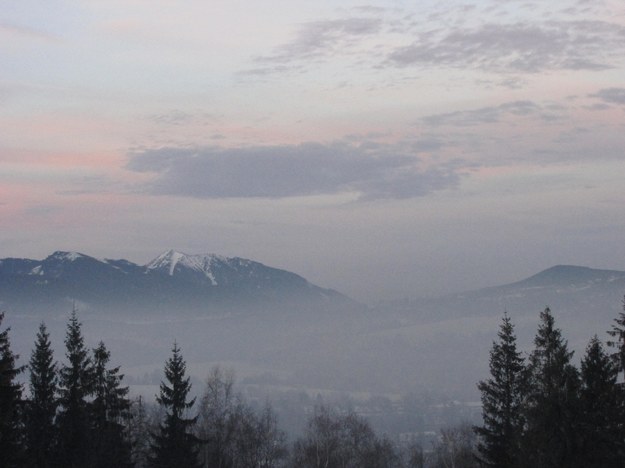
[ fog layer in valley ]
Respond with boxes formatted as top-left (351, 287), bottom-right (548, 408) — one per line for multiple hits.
top-left (4, 257), bottom-right (625, 438)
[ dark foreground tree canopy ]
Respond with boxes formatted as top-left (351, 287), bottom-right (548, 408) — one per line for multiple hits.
top-left (26, 322), bottom-right (57, 468)
top-left (149, 342), bottom-right (200, 468)
top-left (475, 304), bottom-right (625, 468)
top-left (475, 312), bottom-right (525, 467)
top-left (0, 312), bottom-right (25, 467)
top-left (2, 297), bottom-right (625, 467)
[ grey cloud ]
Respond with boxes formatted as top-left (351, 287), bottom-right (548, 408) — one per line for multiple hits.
top-left (145, 110), bottom-right (218, 126)
top-left (126, 142), bottom-right (462, 200)
top-left (387, 20), bottom-right (624, 73)
top-left (243, 4), bottom-right (624, 79)
top-left (591, 88), bottom-right (625, 105)
top-left (342, 132), bottom-right (391, 143)
top-left (238, 63), bottom-right (303, 78)
top-left (242, 5), bottom-right (625, 79)
top-left (250, 17), bottom-right (382, 70)
top-left (582, 103), bottom-right (611, 111)
top-left (275, 18), bottom-right (381, 60)
top-left (497, 77), bottom-right (527, 89)
top-left (421, 100), bottom-right (560, 127)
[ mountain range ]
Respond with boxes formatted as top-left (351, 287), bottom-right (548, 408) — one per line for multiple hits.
top-left (2, 250), bottom-right (624, 325)
top-left (2, 251), bottom-right (625, 402)
top-left (0, 250), bottom-right (351, 315)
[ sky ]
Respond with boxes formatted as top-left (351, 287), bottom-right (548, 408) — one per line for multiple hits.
top-left (2, 0), bottom-right (625, 303)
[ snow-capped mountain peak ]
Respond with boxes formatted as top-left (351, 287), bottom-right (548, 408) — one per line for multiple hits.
top-left (145, 250), bottom-right (226, 284)
top-left (0, 250), bottom-right (352, 315)
top-left (48, 251), bottom-right (86, 262)
top-left (146, 249), bottom-right (187, 275)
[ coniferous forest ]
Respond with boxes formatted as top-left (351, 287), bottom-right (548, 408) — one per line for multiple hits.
top-left (2, 299), bottom-right (625, 467)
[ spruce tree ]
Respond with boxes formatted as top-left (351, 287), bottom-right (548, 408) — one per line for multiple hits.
top-left (90, 341), bottom-right (132, 468)
top-left (475, 313), bottom-right (525, 468)
top-left (0, 312), bottom-right (25, 467)
top-left (577, 336), bottom-right (625, 467)
top-left (26, 322), bottom-right (58, 468)
top-left (607, 295), bottom-right (625, 378)
top-left (522, 308), bottom-right (580, 468)
top-left (56, 310), bottom-right (94, 467)
top-left (150, 342), bottom-right (200, 468)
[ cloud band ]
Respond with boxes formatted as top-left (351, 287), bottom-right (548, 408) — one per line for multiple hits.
top-left (127, 142), bottom-right (462, 200)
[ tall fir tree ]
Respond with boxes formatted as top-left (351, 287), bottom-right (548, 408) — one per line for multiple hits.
top-left (56, 310), bottom-right (94, 467)
top-left (607, 295), bottom-right (625, 379)
top-left (577, 336), bottom-right (625, 467)
top-left (0, 312), bottom-right (25, 467)
top-left (150, 342), bottom-right (200, 468)
top-left (522, 307), bottom-right (580, 468)
top-left (26, 322), bottom-right (58, 468)
top-left (475, 313), bottom-right (526, 468)
top-left (90, 341), bottom-right (132, 468)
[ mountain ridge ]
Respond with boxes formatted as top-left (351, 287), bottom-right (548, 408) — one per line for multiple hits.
top-left (376, 263), bottom-right (625, 327)
top-left (512, 264), bottom-right (625, 288)
top-left (447, 264), bottom-right (625, 297)
top-left (0, 250), bottom-right (354, 316)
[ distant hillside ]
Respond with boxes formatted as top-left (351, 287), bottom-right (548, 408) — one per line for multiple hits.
top-left (381, 264), bottom-right (625, 324)
top-left (511, 264), bottom-right (625, 289)
top-left (350, 264), bottom-right (625, 399)
top-left (0, 250), bottom-right (355, 316)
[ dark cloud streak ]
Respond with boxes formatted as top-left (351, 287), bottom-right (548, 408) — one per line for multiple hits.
top-left (421, 100), bottom-right (564, 127)
top-left (145, 110), bottom-right (218, 127)
top-left (243, 3), bottom-right (625, 78)
top-left (256, 17), bottom-right (382, 64)
top-left (388, 21), bottom-right (623, 72)
top-left (591, 88), bottom-right (625, 105)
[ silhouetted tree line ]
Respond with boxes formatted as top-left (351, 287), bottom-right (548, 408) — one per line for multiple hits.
top-left (0, 310), bottom-right (132, 468)
top-left (2, 298), bottom-right (625, 467)
top-left (475, 300), bottom-right (625, 468)
top-left (0, 310), bottom-right (400, 467)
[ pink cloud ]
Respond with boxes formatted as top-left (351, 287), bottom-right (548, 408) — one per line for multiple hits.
top-left (1, 148), bottom-right (125, 169)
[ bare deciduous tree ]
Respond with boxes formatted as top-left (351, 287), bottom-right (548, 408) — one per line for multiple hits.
top-left (291, 405), bottom-right (399, 468)
top-left (196, 366), bottom-right (287, 468)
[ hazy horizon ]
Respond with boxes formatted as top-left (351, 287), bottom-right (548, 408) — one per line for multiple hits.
top-left (4, 248), bottom-right (625, 304)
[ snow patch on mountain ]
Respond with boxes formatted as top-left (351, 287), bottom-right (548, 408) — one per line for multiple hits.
top-left (49, 251), bottom-right (84, 262)
top-left (145, 249), bottom-right (186, 275)
top-left (145, 250), bottom-right (227, 285)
